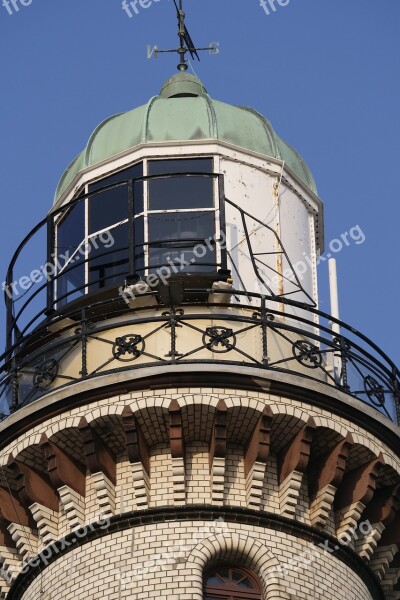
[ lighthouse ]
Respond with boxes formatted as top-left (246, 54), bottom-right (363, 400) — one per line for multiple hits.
top-left (0, 8), bottom-right (399, 600)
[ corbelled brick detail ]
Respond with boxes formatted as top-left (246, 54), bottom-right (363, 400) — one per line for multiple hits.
top-left (90, 472), bottom-right (115, 518)
top-left (0, 546), bottom-right (20, 586)
top-left (355, 521), bottom-right (385, 561)
top-left (279, 470), bottom-right (304, 518)
top-left (310, 483), bottom-right (337, 528)
top-left (131, 461), bottom-right (150, 509)
top-left (57, 485), bottom-right (85, 530)
top-left (210, 457), bottom-right (225, 504)
top-left (246, 461), bottom-right (267, 509)
top-left (29, 502), bottom-right (58, 548)
top-left (6, 524), bottom-right (37, 562)
top-left (336, 501), bottom-right (366, 545)
top-left (370, 544), bottom-right (399, 580)
top-left (171, 457), bottom-right (186, 505)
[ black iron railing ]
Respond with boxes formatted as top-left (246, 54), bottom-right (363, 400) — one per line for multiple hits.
top-left (0, 290), bottom-right (398, 423)
top-left (3, 172), bottom-right (228, 351)
top-left (3, 171), bottom-right (317, 355)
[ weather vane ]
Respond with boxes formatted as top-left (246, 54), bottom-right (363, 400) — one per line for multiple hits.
top-left (147, 0), bottom-right (219, 71)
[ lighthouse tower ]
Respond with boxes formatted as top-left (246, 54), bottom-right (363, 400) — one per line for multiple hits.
top-left (0, 26), bottom-right (400, 600)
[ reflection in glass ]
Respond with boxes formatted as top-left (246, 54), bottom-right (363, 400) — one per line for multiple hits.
top-left (148, 211), bottom-right (215, 272)
top-left (56, 201), bottom-right (85, 305)
top-left (88, 163), bottom-right (143, 291)
top-left (89, 223), bottom-right (129, 291)
top-left (148, 158), bottom-right (213, 210)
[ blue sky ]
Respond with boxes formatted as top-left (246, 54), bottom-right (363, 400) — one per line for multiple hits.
top-left (0, 0), bottom-right (399, 369)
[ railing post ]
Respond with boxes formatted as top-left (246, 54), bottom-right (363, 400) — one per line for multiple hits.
top-left (260, 296), bottom-right (269, 366)
top-left (80, 308), bottom-right (88, 378)
top-left (45, 214), bottom-right (56, 316)
top-left (393, 368), bottom-right (400, 425)
top-left (11, 362), bottom-right (19, 410)
top-left (5, 268), bottom-right (14, 354)
top-left (335, 335), bottom-right (350, 393)
top-left (164, 309), bottom-right (183, 362)
top-left (128, 178), bottom-right (136, 283)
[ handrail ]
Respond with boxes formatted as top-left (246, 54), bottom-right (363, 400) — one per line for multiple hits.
top-left (0, 289), bottom-right (398, 423)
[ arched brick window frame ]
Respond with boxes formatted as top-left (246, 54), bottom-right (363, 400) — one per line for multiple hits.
top-left (186, 531), bottom-right (290, 600)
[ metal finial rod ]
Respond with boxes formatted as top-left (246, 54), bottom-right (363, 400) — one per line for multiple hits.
top-left (177, 0), bottom-right (187, 71)
top-left (151, 0), bottom-right (211, 70)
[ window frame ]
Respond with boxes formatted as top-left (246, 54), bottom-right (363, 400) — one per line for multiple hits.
top-left (54, 156), bottom-right (221, 307)
top-left (204, 566), bottom-right (262, 600)
top-left (145, 157), bottom-right (218, 273)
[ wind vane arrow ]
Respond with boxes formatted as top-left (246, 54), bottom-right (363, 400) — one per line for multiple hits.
top-left (147, 0), bottom-right (219, 71)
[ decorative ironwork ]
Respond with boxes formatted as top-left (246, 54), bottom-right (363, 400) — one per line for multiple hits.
top-left (163, 308), bottom-right (184, 359)
top-left (364, 375), bottom-right (385, 408)
top-left (292, 340), bottom-right (322, 369)
top-left (33, 359), bottom-right (59, 390)
top-left (0, 288), bottom-right (398, 423)
top-left (112, 334), bottom-right (144, 362)
top-left (203, 327), bottom-right (236, 353)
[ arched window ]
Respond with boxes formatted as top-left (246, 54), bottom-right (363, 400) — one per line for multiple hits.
top-left (204, 566), bottom-right (261, 600)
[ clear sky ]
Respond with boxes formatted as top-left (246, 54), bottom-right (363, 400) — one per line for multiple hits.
top-left (0, 0), bottom-right (399, 369)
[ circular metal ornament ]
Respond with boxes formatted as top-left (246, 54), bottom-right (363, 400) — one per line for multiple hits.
top-left (33, 359), bottom-right (59, 390)
top-left (364, 375), bottom-right (385, 408)
top-left (203, 327), bottom-right (236, 353)
top-left (292, 340), bottom-right (322, 369)
top-left (112, 334), bottom-right (144, 362)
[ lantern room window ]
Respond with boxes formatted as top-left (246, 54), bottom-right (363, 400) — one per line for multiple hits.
top-left (204, 567), bottom-right (261, 600)
top-left (54, 157), bottom-right (223, 307)
top-left (147, 158), bottom-right (216, 272)
top-left (87, 163), bottom-right (143, 293)
top-left (56, 199), bottom-right (85, 306)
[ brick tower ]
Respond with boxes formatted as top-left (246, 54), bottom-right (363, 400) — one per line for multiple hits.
top-left (0, 65), bottom-right (399, 600)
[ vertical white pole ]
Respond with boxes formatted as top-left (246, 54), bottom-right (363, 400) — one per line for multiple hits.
top-left (328, 258), bottom-right (342, 383)
top-left (328, 258), bottom-right (340, 332)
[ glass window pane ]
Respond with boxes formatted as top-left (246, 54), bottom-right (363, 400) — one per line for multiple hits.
top-left (148, 211), bottom-right (215, 272)
top-left (232, 574), bottom-right (253, 588)
top-left (134, 216), bottom-right (145, 275)
top-left (89, 222), bottom-right (129, 290)
top-left (89, 186), bottom-right (128, 235)
top-left (57, 201), bottom-right (85, 269)
top-left (56, 201), bottom-right (85, 305)
top-left (90, 163), bottom-right (143, 191)
top-left (134, 179), bottom-right (144, 216)
top-left (207, 576), bottom-right (224, 585)
top-left (148, 158), bottom-right (213, 210)
top-left (149, 158), bottom-right (212, 176)
top-left (57, 262), bottom-right (85, 306)
top-left (89, 163), bottom-right (143, 233)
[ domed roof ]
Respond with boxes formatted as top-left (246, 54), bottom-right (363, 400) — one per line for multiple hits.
top-left (55, 72), bottom-right (317, 202)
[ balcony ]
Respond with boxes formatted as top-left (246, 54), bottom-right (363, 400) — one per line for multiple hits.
top-left (0, 289), bottom-right (398, 423)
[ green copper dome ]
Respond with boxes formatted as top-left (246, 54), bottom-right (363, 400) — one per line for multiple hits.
top-left (55, 72), bottom-right (316, 202)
